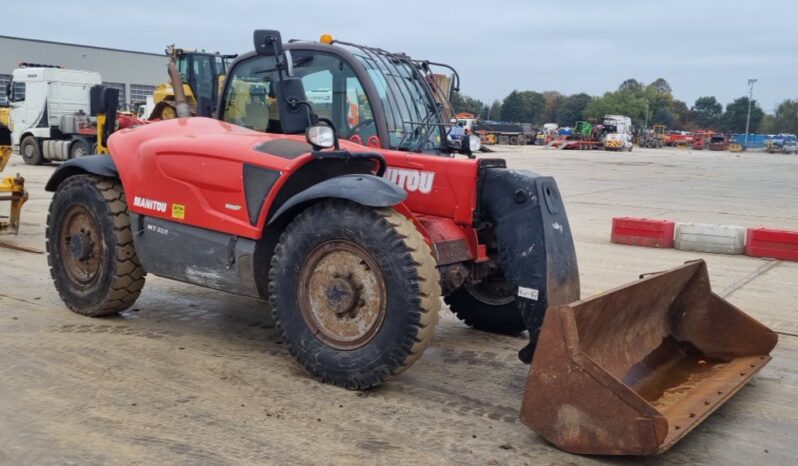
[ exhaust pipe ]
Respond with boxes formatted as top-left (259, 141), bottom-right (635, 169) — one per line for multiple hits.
top-left (168, 62), bottom-right (191, 118)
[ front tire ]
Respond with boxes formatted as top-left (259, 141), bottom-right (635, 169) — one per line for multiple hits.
top-left (445, 277), bottom-right (525, 335)
top-left (269, 200), bottom-right (441, 389)
top-left (20, 135), bottom-right (44, 165)
top-left (46, 175), bottom-right (145, 316)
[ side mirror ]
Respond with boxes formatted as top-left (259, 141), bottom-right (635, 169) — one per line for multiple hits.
top-left (274, 77), bottom-right (313, 134)
top-left (254, 30), bottom-right (283, 57)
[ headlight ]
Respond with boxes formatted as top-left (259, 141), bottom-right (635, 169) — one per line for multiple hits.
top-left (305, 125), bottom-right (335, 148)
top-left (469, 134), bottom-right (481, 152)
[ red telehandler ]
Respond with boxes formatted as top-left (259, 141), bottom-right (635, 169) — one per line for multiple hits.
top-left (44, 30), bottom-right (776, 456)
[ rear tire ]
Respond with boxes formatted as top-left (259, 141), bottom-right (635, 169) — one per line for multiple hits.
top-left (269, 200), bottom-right (441, 389)
top-left (69, 137), bottom-right (92, 158)
top-left (445, 278), bottom-right (525, 335)
top-left (20, 135), bottom-right (44, 165)
top-left (46, 175), bottom-right (145, 316)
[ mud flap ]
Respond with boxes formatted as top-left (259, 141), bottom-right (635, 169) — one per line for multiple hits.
top-left (479, 169), bottom-right (580, 362)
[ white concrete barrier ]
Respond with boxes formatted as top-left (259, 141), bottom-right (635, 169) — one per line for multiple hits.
top-left (674, 222), bottom-right (746, 255)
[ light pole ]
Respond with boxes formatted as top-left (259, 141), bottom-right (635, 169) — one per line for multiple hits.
top-left (744, 78), bottom-right (758, 147)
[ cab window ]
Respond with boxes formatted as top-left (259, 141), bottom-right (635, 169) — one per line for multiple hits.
top-left (220, 52), bottom-right (376, 143)
top-left (9, 82), bottom-right (25, 102)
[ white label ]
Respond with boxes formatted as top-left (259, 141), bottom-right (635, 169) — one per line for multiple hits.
top-left (518, 287), bottom-right (539, 301)
top-left (384, 167), bottom-right (435, 194)
top-left (146, 224), bottom-right (169, 235)
top-left (225, 203), bottom-right (242, 211)
top-left (133, 196), bottom-right (167, 213)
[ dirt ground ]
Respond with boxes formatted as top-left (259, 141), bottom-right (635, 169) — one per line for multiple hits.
top-left (1, 145), bottom-right (796, 465)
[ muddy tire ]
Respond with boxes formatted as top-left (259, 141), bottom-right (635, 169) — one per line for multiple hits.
top-left (269, 200), bottom-right (441, 390)
top-left (20, 135), bottom-right (44, 165)
top-left (46, 175), bottom-right (145, 316)
top-left (445, 278), bottom-right (525, 335)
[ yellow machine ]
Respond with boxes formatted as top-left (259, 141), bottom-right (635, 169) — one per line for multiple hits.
top-left (0, 143), bottom-right (27, 236)
top-left (1, 104), bottom-right (27, 234)
top-left (149, 46), bottom-right (236, 120)
top-left (0, 107), bottom-right (10, 129)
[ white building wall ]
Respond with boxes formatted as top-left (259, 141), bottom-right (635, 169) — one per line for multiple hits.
top-left (0, 35), bottom-right (168, 106)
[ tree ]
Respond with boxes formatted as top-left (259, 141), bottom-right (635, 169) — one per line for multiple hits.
top-left (690, 96), bottom-right (723, 129)
top-left (486, 99), bottom-right (502, 120)
top-left (618, 79), bottom-right (644, 93)
top-left (670, 100), bottom-right (692, 129)
top-left (450, 92), bottom-right (485, 116)
top-left (646, 78), bottom-right (672, 96)
top-left (583, 91), bottom-right (647, 126)
top-left (500, 90), bottom-right (545, 123)
top-left (772, 99), bottom-right (798, 134)
top-left (721, 97), bottom-right (764, 133)
top-left (556, 93), bottom-right (592, 126)
top-left (542, 91), bottom-right (564, 123)
top-left (651, 107), bottom-right (673, 127)
top-left (500, 91), bottom-right (525, 121)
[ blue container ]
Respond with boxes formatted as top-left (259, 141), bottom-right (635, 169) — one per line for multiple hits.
top-left (730, 134), bottom-right (767, 149)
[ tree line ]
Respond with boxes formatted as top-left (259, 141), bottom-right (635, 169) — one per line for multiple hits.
top-left (450, 78), bottom-right (798, 134)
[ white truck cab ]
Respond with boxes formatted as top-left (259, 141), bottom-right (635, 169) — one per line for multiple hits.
top-left (8, 66), bottom-right (102, 163)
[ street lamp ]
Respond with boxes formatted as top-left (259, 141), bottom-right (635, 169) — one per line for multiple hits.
top-left (744, 78), bottom-right (758, 147)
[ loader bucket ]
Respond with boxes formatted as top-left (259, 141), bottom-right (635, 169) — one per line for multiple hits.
top-left (520, 260), bottom-right (777, 456)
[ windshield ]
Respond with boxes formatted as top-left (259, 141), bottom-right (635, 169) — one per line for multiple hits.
top-left (336, 42), bottom-right (447, 152)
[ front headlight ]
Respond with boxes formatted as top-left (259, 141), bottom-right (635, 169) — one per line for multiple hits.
top-left (469, 134), bottom-right (481, 152)
top-left (305, 125), bottom-right (335, 148)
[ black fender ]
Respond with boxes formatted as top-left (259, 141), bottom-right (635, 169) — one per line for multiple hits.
top-left (479, 169), bottom-right (580, 363)
top-left (45, 155), bottom-right (118, 192)
top-left (268, 174), bottom-right (406, 224)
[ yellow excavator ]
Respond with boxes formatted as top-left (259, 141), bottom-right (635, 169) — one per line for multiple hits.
top-left (149, 45), bottom-right (236, 120)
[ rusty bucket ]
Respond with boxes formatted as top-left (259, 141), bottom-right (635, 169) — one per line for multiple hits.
top-left (520, 260), bottom-right (778, 455)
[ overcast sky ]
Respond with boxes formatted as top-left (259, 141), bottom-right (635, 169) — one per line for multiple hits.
top-left (5, 0), bottom-right (797, 112)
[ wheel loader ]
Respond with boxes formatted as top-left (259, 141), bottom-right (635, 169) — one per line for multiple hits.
top-left (44, 30), bottom-right (777, 456)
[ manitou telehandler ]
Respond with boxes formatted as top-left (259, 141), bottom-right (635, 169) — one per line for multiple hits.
top-left (44, 30), bottom-right (776, 456)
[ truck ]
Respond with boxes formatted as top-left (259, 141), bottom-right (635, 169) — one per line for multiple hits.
top-left (765, 133), bottom-right (798, 154)
top-left (7, 65), bottom-right (119, 165)
top-left (602, 115), bottom-right (633, 151)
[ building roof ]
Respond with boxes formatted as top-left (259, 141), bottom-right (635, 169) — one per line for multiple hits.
top-left (0, 35), bottom-right (164, 58)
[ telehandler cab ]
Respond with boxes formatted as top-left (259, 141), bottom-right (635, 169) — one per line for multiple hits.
top-left (44, 30), bottom-right (776, 456)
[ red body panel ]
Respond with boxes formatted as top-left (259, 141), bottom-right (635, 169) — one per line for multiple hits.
top-left (108, 118), bottom-right (482, 254)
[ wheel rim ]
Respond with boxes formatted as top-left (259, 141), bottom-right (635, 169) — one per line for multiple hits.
top-left (23, 142), bottom-right (34, 158)
top-left (298, 240), bottom-right (387, 350)
top-left (59, 205), bottom-right (103, 290)
top-left (72, 144), bottom-right (87, 157)
top-left (464, 276), bottom-right (516, 306)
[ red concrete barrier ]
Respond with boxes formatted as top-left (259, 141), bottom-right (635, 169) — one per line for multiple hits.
top-left (746, 228), bottom-right (798, 261)
top-left (611, 217), bottom-right (675, 248)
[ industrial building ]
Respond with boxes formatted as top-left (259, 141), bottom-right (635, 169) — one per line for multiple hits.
top-left (0, 35), bottom-right (168, 107)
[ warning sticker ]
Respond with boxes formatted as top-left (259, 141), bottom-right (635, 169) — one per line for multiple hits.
top-left (171, 203), bottom-right (186, 220)
top-left (518, 287), bottom-right (539, 301)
